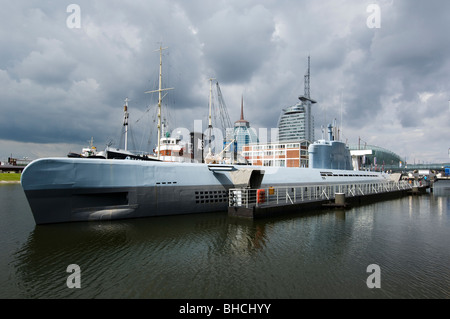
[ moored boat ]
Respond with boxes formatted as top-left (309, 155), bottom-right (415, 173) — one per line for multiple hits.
top-left (21, 155), bottom-right (388, 224)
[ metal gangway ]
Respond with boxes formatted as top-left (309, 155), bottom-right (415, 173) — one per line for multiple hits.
top-left (229, 180), bottom-right (416, 209)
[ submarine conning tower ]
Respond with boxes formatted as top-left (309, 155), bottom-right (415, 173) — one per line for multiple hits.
top-left (308, 124), bottom-right (353, 170)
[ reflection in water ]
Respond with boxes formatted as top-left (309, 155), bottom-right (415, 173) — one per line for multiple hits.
top-left (3, 182), bottom-right (450, 298)
top-left (15, 213), bottom-right (230, 298)
top-left (433, 180), bottom-right (450, 219)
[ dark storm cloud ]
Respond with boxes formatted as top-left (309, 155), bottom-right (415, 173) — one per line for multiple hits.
top-left (12, 38), bottom-right (77, 85)
top-left (0, 0), bottom-right (449, 162)
top-left (198, 5), bottom-right (276, 83)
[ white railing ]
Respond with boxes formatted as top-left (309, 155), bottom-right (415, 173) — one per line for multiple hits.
top-left (229, 181), bottom-right (415, 209)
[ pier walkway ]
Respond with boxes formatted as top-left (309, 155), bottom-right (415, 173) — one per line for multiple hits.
top-left (228, 180), bottom-right (419, 218)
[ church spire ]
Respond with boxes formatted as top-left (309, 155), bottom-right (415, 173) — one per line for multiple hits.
top-left (233, 94), bottom-right (258, 152)
top-left (235, 94), bottom-right (249, 125)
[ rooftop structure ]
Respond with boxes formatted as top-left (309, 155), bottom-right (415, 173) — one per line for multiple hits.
top-left (233, 96), bottom-right (258, 152)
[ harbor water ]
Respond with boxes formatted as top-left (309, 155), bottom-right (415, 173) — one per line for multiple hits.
top-left (0, 181), bottom-right (449, 299)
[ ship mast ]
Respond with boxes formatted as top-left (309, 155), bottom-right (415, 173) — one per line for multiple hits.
top-left (208, 77), bottom-right (215, 155)
top-left (123, 97), bottom-right (129, 151)
top-left (145, 45), bottom-right (173, 160)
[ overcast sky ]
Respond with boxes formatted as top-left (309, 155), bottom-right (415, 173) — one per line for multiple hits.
top-left (1, 0), bottom-right (449, 164)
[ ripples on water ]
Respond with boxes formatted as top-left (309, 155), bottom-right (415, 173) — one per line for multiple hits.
top-left (1, 182), bottom-right (449, 298)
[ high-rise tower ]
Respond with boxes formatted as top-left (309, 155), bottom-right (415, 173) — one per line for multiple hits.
top-left (277, 56), bottom-right (316, 143)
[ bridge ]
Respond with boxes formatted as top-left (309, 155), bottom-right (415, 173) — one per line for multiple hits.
top-left (371, 162), bottom-right (450, 173)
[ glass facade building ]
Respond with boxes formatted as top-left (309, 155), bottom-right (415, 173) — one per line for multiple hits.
top-left (277, 98), bottom-right (315, 143)
top-left (348, 144), bottom-right (405, 169)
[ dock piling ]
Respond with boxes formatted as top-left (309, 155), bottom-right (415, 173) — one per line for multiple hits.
top-left (335, 193), bottom-right (346, 206)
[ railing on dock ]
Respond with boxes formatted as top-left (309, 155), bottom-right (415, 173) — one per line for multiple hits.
top-left (229, 181), bottom-right (415, 209)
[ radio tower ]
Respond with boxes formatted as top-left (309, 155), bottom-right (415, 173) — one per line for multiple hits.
top-left (304, 55), bottom-right (311, 99)
top-left (298, 55), bottom-right (316, 143)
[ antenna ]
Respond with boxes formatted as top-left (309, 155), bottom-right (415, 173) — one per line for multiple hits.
top-left (340, 91), bottom-right (343, 141)
top-left (304, 55), bottom-right (311, 99)
top-left (298, 55), bottom-right (316, 143)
